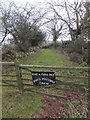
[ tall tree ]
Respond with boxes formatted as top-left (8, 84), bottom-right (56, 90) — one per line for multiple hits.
top-left (47, 0), bottom-right (85, 41)
top-left (83, 1), bottom-right (90, 40)
top-left (46, 15), bottom-right (63, 46)
top-left (0, 2), bottom-right (46, 52)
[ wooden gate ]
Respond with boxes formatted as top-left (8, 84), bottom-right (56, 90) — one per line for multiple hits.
top-left (2, 62), bottom-right (89, 118)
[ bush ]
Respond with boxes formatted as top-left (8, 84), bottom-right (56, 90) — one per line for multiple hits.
top-left (61, 39), bottom-right (88, 64)
top-left (83, 49), bottom-right (88, 63)
top-left (42, 42), bottom-right (61, 49)
top-left (2, 45), bottom-right (16, 61)
top-left (80, 62), bottom-right (88, 67)
top-left (69, 52), bottom-right (83, 63)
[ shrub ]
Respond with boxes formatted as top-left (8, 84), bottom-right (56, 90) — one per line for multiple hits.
top-left (82, 49), bottom-right (88, 63)
top-left (2, 45), bottom-right (16, 61)
top-left (69, 52), bottom-right (83, 63)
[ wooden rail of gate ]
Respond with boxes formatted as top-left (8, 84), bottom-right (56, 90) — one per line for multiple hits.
top-left (2, 62), bottom-right (89, 93)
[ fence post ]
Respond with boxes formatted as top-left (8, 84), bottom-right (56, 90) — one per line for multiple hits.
top-left (15, 62), bottom-right (24, 93)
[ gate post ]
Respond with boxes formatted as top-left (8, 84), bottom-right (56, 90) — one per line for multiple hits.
top-left (15, 62), bottom-right (24, 93)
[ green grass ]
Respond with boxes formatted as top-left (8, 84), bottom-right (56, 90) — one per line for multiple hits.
top-left (2, 87), bottom-right (42, 118)
top-left (0, 86), bottom-right (2, 93)
top-left (19, 49), bottom-right (74, 66)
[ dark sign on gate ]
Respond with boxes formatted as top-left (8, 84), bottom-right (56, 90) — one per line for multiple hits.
top-left (32, 71), bottom-right (56, 86)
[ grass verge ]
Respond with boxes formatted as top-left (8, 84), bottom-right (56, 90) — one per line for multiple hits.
top-left (2, 86), bottom-right (42, 118)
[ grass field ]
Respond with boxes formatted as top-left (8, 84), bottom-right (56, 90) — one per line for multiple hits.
top-left (2, 87), bottom-right (42, 118)
top-left (19, 49), bottom-right (74, 66)
top-left (2, 48), bottom-right (88, 118)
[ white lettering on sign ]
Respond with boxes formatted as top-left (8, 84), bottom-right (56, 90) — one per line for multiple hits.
top-left (33, 78), bottom-right (55, 84)
top-left (32, 73), bottom-right (55, 76)
top-left (32, 73), bottom-right (38, 76)
top-left (39, 82), bottom-right (49, 85)
top-left (49, 74), bottom-right (55, 76)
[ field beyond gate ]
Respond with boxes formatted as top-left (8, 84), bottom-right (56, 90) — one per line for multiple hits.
top-left (2, 62), bottom-right (89, 118)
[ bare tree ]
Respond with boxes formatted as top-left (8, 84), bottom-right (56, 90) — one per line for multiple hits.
top-left (46, 15), bottom-right (63, 46)
top-left (83, 1), bottom-right (90, 40)
top-left (0, 2), bottom-right (46, 52)
top-left (47, 0), bottom-right (85, 41)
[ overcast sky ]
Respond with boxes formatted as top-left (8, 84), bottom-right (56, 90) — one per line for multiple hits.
top-left (0, 0), bottom-right (86, 6)
top-left (0, 0), bottom-right (46, 6)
